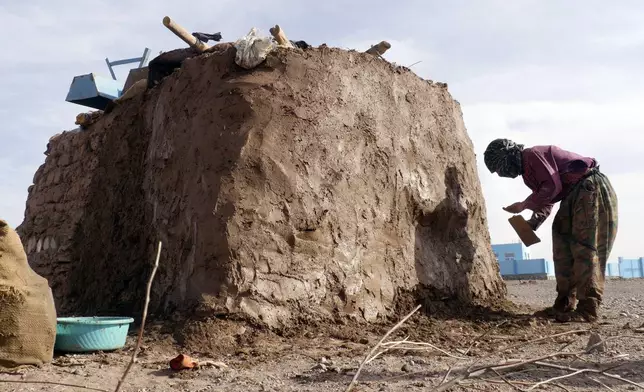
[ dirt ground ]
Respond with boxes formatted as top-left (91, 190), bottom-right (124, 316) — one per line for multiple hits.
top-left (2, 279), bottom-right (644, 392)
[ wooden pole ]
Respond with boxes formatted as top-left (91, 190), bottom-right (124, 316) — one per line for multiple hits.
top-left (365, 41), bottom-right (391, 56)
top-left (162, 16), bottom-right (209, 52)
top-left (114, 241), bottom-right (163, 392)
top-left (269, 25), bottom-right (294, 48)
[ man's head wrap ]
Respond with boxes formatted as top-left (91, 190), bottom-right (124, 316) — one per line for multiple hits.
top-left (483, 138), bottom-right (524, 179)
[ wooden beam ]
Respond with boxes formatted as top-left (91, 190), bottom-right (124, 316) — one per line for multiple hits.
top-left (162, 16), bottom-right (209, 52)
top-left (269, 25), bottom-right (294, 48)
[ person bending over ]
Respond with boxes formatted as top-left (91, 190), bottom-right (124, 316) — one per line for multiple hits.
top-left (483, 139), bottom-right (618, 322)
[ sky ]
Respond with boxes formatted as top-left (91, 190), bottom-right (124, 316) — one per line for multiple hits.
top-left (1, 0), bottom-right (643, 261)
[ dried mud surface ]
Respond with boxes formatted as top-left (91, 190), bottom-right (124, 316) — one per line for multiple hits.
top-left (20, 45), bottom-right (505, 327)
top-left (3, 279), bottom-right (644, 392)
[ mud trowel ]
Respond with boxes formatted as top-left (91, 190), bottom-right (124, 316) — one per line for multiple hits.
top-left (508, 215), bottom-right (541, 247)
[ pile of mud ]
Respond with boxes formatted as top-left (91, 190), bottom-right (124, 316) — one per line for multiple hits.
top-left (18, 44), bottom-right (506, 329)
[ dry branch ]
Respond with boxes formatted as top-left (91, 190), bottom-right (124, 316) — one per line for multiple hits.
top-left (475, 378), bottom-right (534, 386)
top-left (501, 329), bottom-right (589, 352)
top-left (533, 361), bottom-right (644, 390)
top-left (587, 375), bottom-right (616, 391)
top-left (345, 304), bottom-right (421, 392)
top-left (434, 332), bottom-right (644, 391)
top-left (0, 380), bottom-right (108, 392)
top-left (441, 352), bottom-right (644, 391)
top-left (491, 368), bottom-right (524, 391)
top-left (341, 301), bottom-right (644, 392)
top-left (114, 241), bottom-right (163, 392)
top-left (434, 373), bottom-right (467, 392)
top-left (441, 365), bottom-right (453, 384)
top-left (462, 320), bottom-right (508, 355)
top-left (380, 340), bottom-right (467, 360)
top-left (365, 337), bottom-right (410, 365)
top-left (553, 383), bottom-right (573, 392)
top-left (526, 368), bottom-right (591, 390)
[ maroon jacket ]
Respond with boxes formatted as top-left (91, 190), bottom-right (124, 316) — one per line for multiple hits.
top-left (521, 145), bottom-right (596, 229)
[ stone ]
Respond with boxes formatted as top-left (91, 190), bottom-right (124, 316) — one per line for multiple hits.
top-left (58, 154), bottom-right (71, 167)
top-left (53, 170), bottom-right (62, 185)
top-left (27, 237), bottom-right (36, 254)
top-left (312, 363), bottom-right (327, 372)
top-left (49, 237), bottom-right (57, 250)
top-left (33, 166), bottom-right (45, 184)
top-left (585, 332), bottom-right (606, 353)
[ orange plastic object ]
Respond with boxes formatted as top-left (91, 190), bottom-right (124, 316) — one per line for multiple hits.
top-left (170, 354), bottom-right (198, 370)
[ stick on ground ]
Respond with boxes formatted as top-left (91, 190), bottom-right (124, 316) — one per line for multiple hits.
top-left (114, 241), bottom-right (163, 392)
top-left (0, 380), bottom-right (108, 392)
top-left (344, 304), bottom-right (421, 392)
top-left (502, 329), bottom-right (589, 353)
top-left (587, 375), bottom-right (616, 391)
top-left (533, 361), bottom-right (644, 390)
top-left (463, 320), bottom-right (508, 355)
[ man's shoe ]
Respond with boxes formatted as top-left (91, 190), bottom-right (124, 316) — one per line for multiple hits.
top-left (534, 295), bottom-right (576, 319)
top-left (575, 298), bottom-right (600, 323)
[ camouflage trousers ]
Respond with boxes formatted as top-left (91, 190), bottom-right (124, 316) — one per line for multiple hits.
top-left (552, 168), bottom-right (618, 305)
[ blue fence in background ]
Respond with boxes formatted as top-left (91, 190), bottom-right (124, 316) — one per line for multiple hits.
top-left (618, 257), bottom-right (644, 278)
top-left (498, 258), bottom-right (554, 276)
top-left (607, 263), bottom-right (621, 277)
top-left (498, 258), bottom-right (621, 278)
top-left (492, 243), bottom-right (642, 279)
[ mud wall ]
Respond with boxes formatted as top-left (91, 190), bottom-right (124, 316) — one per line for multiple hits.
top-left (19, 46), bottom-right (506, 326)
top-left (17, 128), bottom-right (102, 314)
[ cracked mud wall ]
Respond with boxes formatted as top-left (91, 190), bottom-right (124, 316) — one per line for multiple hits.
top-left (19, 45), bottom-right (505, 325)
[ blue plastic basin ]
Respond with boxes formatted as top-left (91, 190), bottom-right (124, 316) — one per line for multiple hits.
top-left (55, 317), bottom-right (134, 353)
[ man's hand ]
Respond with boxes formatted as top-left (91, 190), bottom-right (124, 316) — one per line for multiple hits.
top-left (526, 218), bottom-right (538, 231)
top-left (503, 202), bottom-right (525, 214)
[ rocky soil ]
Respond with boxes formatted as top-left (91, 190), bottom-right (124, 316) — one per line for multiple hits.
top-left (2, 279), bottom-right (644, 392)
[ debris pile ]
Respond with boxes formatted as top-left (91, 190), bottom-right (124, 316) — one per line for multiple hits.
top-left (18, 20), bottom-right (505, 330)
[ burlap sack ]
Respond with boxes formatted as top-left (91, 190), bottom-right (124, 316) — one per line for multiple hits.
top-left (0, 219), bottom-right (57, 367)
